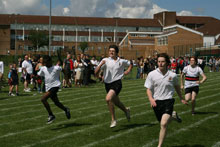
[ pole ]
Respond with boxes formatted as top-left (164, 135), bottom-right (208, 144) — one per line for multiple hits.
top-left (15, 17), bottom-right (17, 60)
top-left (49, 0), bottom-right (52, 56)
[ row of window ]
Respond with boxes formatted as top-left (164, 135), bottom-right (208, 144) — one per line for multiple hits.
top-left (157, 37), bottom-right (168, 45)
top-left (11, 24), bottom-right (162, 33)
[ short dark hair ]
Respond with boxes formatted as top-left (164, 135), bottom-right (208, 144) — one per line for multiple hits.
top-left (109, 45), bottom-right (119, 54)
top-left (190, 56), bottom-right (198, 64)
top-left (43, 55), bottom-right (52, 68)
top-left (157, 53), bottom-right (171, 65)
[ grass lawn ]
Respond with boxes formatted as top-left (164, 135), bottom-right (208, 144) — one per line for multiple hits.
top-left (0, 67), bottom-right (219, 147)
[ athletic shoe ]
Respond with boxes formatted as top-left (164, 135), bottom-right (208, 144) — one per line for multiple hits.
top-left (9, 93), bottom-right (15, 96)
top-left (16, 93), bottom-right (19, 96)
top-left (47, 115), bottom-right (56, 124)
top-left (110, 120), bottom-right (117, 128)
top-left (125, 107), bottom-right (130, 122)
top-left (24, 89), bottom-right (31, 92)
top-left (192, 111), bottom-right (195, 116)
top-left (65, 108), bottom-right (71, 119)
top-left (172, 111), bottom-right (182, 123)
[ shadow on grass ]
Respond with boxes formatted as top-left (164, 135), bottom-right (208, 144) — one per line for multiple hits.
top-left (113, 123), bottom-right (157, 132)
top-left (172, 144), bottom-right (205, 147)
top-left (0, 97), bottom-right (11, 100)
top-left (193, 111), bottom-right (218, 115)
top-left (0, 93), bottom-right (33, 100)
top-left (51, 122), bottom-right (93, 131)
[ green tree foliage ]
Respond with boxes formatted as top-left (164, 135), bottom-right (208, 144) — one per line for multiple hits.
top-left (79, 41), bottom-right (88, 53)
top-left (28, 30), bottom-right (49, 51)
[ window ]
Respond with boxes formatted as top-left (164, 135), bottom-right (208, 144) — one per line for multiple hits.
top-left (157, 36), bottom-right (168, 45)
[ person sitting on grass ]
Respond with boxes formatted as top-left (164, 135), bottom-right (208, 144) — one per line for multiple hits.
top-left (37, 55), bottom-right (71, 124)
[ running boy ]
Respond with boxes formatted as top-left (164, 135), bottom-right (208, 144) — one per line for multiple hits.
top-left (38, 55), bottom-right (71, 124)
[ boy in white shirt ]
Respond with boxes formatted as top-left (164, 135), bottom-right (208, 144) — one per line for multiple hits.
top-left (145, 53), bottom-right (188, 147)
top-left (181, 56), bottom-right (207, 115)
top-left (38, 55), bottom-right (71, 124)
top-left (95, 45), bottom-right (133, 128)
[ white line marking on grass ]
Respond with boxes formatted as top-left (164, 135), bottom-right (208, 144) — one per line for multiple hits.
top-left (81, 100), bottom-right (220, 147)
top-left (0, 94), bottom-right (147, 126)
top-left (0, 84), bottom-right (218, 120)
top-left (0, 80), bottom-right (218, 113)
top-left (0, 80), bottom-right (145, 106)
top-left (20, 94), bottom-right (220, 147)
top-left (0, 76), bottom-right (218, 106)
top-left (0, 84), bottom-right (145, 111)
top-left (212, 141), bottom-right (220, 147)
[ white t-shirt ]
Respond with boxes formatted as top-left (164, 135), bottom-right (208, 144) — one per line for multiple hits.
top-left (22, 60), bottom-right (33, 74)
top-left (182, 65), bottom-right (203, 88)
top-left (144, 68), bottom-right (178, 100)
top-left (100, 57), bottom-right (130, 83)
top-left (0, 61), bottom-right (4, 73)
top-left (37, 65), bottom-right (62, 91)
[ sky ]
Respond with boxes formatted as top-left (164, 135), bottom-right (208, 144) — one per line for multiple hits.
top-left (0, 0), bottom-right (219, 20)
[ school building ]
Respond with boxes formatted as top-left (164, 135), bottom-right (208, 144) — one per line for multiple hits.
top-left (0, 11), bottom-right (220, 59)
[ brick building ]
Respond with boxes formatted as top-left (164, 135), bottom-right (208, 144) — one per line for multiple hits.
top-left (0, 11), bottom-right (220, 59)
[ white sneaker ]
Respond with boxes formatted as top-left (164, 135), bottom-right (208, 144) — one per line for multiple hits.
top-left (110, 120), bottom-right (117, 128)
top-left (172, 111), bottom-right (182, 123)
top-left (125, 107), bottom-right (130, 122)
top-left (24, 89), bottom-right (31, 92)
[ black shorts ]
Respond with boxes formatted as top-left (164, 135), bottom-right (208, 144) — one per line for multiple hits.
top-left (48, 87), bottom-right (59, 98)
top-left (64, 70), bottom-right (71, 80)
top-left (25, 73), bottom-right (31, 81)
top-left (153, 99), bottom-right (175, 122)
top-left (185, 86), bottom-right (199, 94)
top-left (105, 80), bottom-right (122, 96)
top-left (11, 78), bottom-right (19, 85)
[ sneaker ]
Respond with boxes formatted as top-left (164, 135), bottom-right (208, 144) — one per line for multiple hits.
top-left (191, 111), bottom-right (195, 116)
top-left (125, 107), bottom-right (130, 122)
top-left (65, 108), bottom-right (71, 119)
top-left (172, 111), bottom-right (182, 123)
top-left (9, 93), bottom-right (15, 96)
top-left (16, 93), bottom-right (19, 96)
top-left (47, 115), bottom-right (56, 124)
top-left (110, 120), bottom-right (117, 128)
top-left (24, 89), bottom-right (31, 92)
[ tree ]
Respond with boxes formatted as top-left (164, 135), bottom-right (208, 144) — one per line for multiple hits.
top-left (79, 41), bottom-right (88, 54)
top-left (28, 30), bottom-right (49, 51)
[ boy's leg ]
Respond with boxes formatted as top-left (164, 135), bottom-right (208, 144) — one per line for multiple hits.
top-left (50, 89), bottom-right (71, 119)
top-left (41, 92), bottom-right (53, 116)
top-left (191, 92), bottom-right (197, 114)
top-left (158, 114), bottom-right (172, 147)
top-left (106, 90), bottom-right (116, 121)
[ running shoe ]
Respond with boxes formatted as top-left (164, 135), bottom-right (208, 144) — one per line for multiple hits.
top-left (172, 111), bottom-right (182, 123)
top-left (47, 115), bottom-right (56, 124)
top-left (110, 120), bottom-right (117, 128)
top-left (65, 108), bottom-right (71, 119)
top-left (125, 107), bottom-right (131, 122)
top-left (9, 93), bottom-right (15, 96)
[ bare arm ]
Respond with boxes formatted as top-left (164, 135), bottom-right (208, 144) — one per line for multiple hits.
top-left (95, 60), bottom-right (105, 76)
top-left (174, 85), bottom-right (188, 105)
top-left (197, 73), bottom-right (207, 84)
top-left (146, 88), bottom-right (157, 107)
top-left (180, 72), bottom-right (185, 89)
top-left (124, 61), bottom-right (133, 75)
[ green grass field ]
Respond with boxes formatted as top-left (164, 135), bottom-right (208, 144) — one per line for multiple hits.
top-left (0, 70), bottom-right (220, 147)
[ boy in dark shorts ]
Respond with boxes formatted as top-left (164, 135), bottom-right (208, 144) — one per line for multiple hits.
top-left (37, 55), bottom-right (71, 124)
top-left (145, 53), bottom-right (188, 147)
